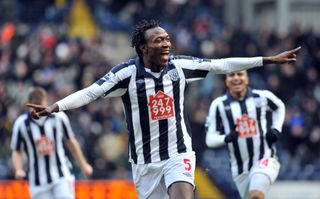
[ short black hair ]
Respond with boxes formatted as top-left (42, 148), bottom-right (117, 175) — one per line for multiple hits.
top-left (131, 19), bottom-right (160, 58)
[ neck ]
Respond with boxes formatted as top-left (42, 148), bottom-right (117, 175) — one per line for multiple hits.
top-left (142, 57), bottom-right (163, 72)
top-left (230, 90), bottom-right (246, 100)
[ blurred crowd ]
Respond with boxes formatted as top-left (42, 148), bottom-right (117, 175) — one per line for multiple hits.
top-left (0, 0), bottom-right (320, 186)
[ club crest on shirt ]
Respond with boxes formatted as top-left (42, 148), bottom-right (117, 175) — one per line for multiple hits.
top-left (168, 69), bottom-right (179, 81)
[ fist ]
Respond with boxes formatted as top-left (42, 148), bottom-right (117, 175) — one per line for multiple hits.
top-left (82, 163), bottom-right (93, 177)
top-left (224, 131), bottom-right (238, 143)
top-left (15, 169), bottom-right (26, 179)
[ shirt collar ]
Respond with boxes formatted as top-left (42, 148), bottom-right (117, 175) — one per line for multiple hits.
top-left (135, 56), bottom-right (172, 79)
top-left (226, 87), bottom-right (253, 102)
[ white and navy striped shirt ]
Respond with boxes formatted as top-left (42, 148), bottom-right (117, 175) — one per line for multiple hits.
top-left (11, 112), bottom-right (74, 186)
top-left (206, 88), bottom-right (285, 176)
top-left (57, 55), bottom-right (263, 164)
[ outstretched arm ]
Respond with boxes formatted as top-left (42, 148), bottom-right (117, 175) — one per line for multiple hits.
top-left (178, 47), bottom-right (301, 78)
top-left (26, 83), bottom-right (105, 119)
top-left (216, 46), bottom-right (302, 73)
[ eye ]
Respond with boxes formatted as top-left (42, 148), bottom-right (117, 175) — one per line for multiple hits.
top-left (154, 38), bottom-right (163, 43)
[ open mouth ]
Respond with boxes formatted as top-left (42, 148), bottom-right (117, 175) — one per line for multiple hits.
top-left (161, 49), bottom-right (170, 54)
top-left (161, 52), bottom-right (169, 55)
top-left (161, 52), bottom-right (170, 59)
top-left (232, 83), bottom-right (243, 88)
top-left (232, 81), bottom-right (241, 85)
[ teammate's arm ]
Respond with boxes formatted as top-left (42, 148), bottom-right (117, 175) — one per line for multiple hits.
top-left (205, 99), bottom-right (228, 147)
top-left (66, 137), bottom-right (93, 177)
top-left (265, 90), bottom-right (286, 146)
top-left (12, 150), bottom-right (26, 179)
top-left (264, 90), bottom-right (286, 132)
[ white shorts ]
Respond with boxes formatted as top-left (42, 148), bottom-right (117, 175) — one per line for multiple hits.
top-left (30, 176), bottom-right (75, 199)
top-left (233, 157), bottom-right (280, 198)
top-left (132, 152), bottom-right (196, 199)
top-left (250, 157), bottom-right (280, 184)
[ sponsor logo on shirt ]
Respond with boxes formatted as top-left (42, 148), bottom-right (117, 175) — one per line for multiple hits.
top-left (148, 91), bottom-right (175, 120)
top-left (35, 136), bottom-right (55, 155)
top-left (236, 114), bottom-right (257, 138)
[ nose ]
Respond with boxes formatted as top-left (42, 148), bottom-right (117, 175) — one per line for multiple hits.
top-left (231, 75), bottom-right (241, 83)
top-left (163, 39), bottom-right (171, 48)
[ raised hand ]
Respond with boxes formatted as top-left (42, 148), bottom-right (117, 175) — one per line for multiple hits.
top-left (263, 46), bottom-right (301, 64)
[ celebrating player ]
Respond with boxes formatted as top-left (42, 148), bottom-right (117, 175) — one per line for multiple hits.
top-left (206, 70), bottom-right (285, 199)
top-left (27, 20), bottom-right (299, 199)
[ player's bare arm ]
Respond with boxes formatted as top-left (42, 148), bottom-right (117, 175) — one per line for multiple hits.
top-left (12, 151), bottom-right (26, 179)
top-left (67, 137), bottom-right (93, 177)
top-left (263, 46), bottom-right (301, 64)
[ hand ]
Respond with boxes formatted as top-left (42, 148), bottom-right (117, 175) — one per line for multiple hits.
top-left (81, 163), bottom-right (93, 177)
top-left (263, 46), bottom-right (301, 64)
top-left (15, 169), bottom-right (26, 179)
top-left (26, 103), bottom-right (58, 119)
top-left (224, 131), bottom-right (238, 143)
top-left (266, 129), bottom-right (280, 147)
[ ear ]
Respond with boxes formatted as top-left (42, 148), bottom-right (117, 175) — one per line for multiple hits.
top-left (140, 44), bottom-right (147, 54)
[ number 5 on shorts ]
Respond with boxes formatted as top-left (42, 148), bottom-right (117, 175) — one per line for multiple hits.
top-left (183, 159), bottom-right (191, 171)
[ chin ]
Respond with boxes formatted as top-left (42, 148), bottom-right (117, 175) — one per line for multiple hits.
top-left (162, 62), bottom-right (168, 67)
top-left (231, 90), bottom-right (242, 95)
top-left (163, 59), bottom-right (169, 65)
top-left (161, 57), bottom-right (169, 64)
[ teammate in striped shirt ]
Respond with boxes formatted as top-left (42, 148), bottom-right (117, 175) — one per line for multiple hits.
top-left (11, 87), bottom-right (92, 199)
top-left (206, 70), bottom-right (285, 199)
top-left (27, 20), bottom-right (299, 199)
